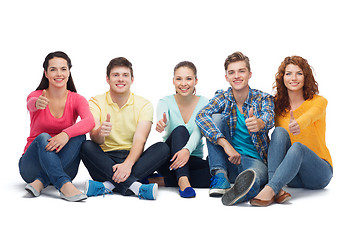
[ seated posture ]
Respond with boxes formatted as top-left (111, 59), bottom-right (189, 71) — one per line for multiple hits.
top-left (19, 51), bottom-right (95, 202)
top-left (250, 56), bottom-right (333, 206)
top-left (80, 57), bottom-right (169, 200)
top-left (155, 61), bottom-right (211, 198)
top-left (196, 51), bottom-right (274, 206)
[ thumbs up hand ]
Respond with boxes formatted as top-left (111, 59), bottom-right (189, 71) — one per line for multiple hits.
top-left (289, 111), bottom-right (300, 135)
top-left (36, 89), bottom-right (49, 110)
top-left (100, 113), bottom-right (112, 137)
top-left (156, 112), bottom-right (168, 133)
top-left (245, 107), bottom-right (265, 132)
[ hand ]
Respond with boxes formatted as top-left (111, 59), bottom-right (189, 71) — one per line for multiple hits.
top-left (156, 112), bottom-right (167, 133)
top-left (99, 114), bottom-right (112, 137)
top-left (245, 107), bottom-right (265, 132)
top-left (289, 111), bottom-right (300, 135)
top-left (36, 89), bottom-right (49, 110)
top-left (45, 132), bottom-right (69, 153)
top-left (169, 148), bottom-right (190, 170)
top-left (112, 162), bottom-right (133, 183)
top-left (217, 138), bottom-right (241, 165)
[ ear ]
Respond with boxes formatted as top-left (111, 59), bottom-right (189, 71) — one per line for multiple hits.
top-left (44, 70), bottom-right (48, 79)
top-left (195, 77), bottom-right (199, 86)
top-left (131, 76), bottom-right (134, 84)
top-left (249, 71), bottom-right (252, 79)
top-left (106, 75), bottom-right (110, 84)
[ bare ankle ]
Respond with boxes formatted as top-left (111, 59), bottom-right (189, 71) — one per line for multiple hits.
top-left (178, 176), bottom-right (191, 191)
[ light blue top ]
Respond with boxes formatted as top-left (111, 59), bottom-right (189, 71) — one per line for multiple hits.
top-left (232, 107), bottom-right (261, 160)
top-left (156, 95), bottom-right (209, 158)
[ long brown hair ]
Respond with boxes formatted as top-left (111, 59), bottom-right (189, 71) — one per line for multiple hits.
top-left (273, 56), bottom-right (318, 115)
top-left (36, 51), bottom-right (77, 92)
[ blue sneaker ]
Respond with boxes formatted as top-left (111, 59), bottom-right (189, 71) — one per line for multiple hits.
top-left (209, 173), bottom-right (231, 197)
top-left (85, 180), bottom-right (112, 197)
top-left (138, 183), bottom-right (158, 200)
top-left (221, 169), bottom-right (256, 206)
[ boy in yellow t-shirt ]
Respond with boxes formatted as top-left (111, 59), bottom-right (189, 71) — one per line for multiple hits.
top-left (80, 57), bottom-right (169, 200)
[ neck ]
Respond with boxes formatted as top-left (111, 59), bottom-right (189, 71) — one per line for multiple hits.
top-left (174, 93), bottom-right (195, 106)
top-left (232, 86), bottom-right (249, 106)
top-left (47, 85), bottom-right (68, 99)
top-left (288, 90), bottom-right (305, 110)
top-left (110, 89), bottom-right (130, 108)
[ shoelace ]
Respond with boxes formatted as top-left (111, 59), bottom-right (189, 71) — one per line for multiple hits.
top-left (93, 184), bottom-right (112, 197)
top-left (210, 175), bottom-right (223, 188)
top-left (138, 187), bottom-right (150, 199)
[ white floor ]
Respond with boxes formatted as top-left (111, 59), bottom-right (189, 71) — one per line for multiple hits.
top-left (1, 159), bottom-right (349, 240)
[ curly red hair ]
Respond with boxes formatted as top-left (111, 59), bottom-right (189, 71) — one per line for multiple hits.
top-left (273, 56), bottom-right (319, 116)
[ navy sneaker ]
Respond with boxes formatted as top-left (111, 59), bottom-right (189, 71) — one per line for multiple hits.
top-left (221, 169), bottom-right (256, 206)
top-left (85, 180), bottom-right (112, 197)
top-left (138, 183), bottom-right (158, 200)
top-left (209, 172), bottom-right (231, 197)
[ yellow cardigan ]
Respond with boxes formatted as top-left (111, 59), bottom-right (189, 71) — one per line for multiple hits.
top-left (275, 95), bottom-right (332, 167)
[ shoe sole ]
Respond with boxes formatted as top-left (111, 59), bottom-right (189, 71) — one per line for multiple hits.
top-left (149, 183), bottom-right (158, 200)
top-left (209, 188), bottom-right (230, 197)
top-left (221, 169), bottom-right (256, 206)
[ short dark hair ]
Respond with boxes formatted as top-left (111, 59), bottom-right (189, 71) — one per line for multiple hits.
top-left (224, 51), bottom-right (251, 72)
top-left (106, 57), bottom-right (133, 77)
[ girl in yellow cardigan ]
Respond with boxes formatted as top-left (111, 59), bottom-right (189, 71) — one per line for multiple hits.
top-left (250, 56), bottom-right (333, 206)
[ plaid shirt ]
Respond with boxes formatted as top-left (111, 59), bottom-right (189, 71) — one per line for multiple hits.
top-left (196, 87), bottom-right (274, 164)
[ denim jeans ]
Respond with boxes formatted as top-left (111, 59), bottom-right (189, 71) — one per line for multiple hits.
top-left (157, 126), bottom-right (211, 188)
top-left (19, 133), bottom-right (85, 190)
top-left (267, 127), bottom-right (333, 195)
top-left (80, 140), bottom-right (170, 195)
top-left (206, 114), bottom-right (268, 197)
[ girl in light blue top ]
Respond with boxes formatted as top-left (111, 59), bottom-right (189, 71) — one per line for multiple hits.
top-left (156, 61), bottom-right (211, 198)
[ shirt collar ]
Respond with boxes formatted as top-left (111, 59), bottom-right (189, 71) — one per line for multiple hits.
top-left (106, 91), bottom-right (134, 108)
top-left (226, 86), bottom-right (253, 107)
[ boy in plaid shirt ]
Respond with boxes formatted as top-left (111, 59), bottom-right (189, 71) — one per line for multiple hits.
top-left (196, 51), bottom-right (274, 205)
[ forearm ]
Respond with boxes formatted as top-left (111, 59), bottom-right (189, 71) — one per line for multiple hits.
top-left (217, 137), bottom-right (232, 149)
top-left (90, 127), bottom-right (105, 145)
top-left (124, 139), bottom-right (146, 166)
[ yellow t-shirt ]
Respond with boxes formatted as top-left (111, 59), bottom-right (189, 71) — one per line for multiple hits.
top-left (89, 91), bottom-right (153, 152)
top-left (275, 95), bottom-right (332, 167)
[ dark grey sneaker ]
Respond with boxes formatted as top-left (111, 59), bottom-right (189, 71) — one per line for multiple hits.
top-left (221, 169), bottom-right (256, 206)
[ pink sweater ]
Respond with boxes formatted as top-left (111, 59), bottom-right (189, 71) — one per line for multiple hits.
top-left (23, 90), bottom-right (95, 154)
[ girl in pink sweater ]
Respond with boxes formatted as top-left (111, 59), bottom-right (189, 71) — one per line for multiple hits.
top-left (19, 51), bottom-right (95, 202)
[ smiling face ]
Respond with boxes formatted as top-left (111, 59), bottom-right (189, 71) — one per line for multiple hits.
top-left (283, 64), bottom-right (304, 93)
top-left (225, 61), bottom-right (252, 93)
top-left (106, 66), bottom-right (134, 96)
top-left (173, 67), bottom-right (198, 96)
top-left (44, 57), bottom-right (70, 89)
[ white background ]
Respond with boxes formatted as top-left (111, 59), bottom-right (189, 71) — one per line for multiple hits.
top-left (0, 0), bottom-right (353, 239)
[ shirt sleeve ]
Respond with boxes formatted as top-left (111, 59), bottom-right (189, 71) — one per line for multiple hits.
top-left (296, 96), bottom-right (327, 130)
top-left (62, 93), bottom-right (95, 138)
top-left (195, 92), bottom-right (226, 145)
top-left (26, 90), bottom-right (42, 112)
top-left (258, 94), bottom-right (275, 132)
top-left (156, 98), bottom-right (170, 123)
top-left (138, 101), bottom-right (154, 122)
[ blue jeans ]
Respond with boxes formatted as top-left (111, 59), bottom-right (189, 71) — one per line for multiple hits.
top-left (80, 141), bottom-right (170, 195)
top-left (267, 127), bottom-right (333, 194)
top-left (19, 133), bottom-right (85, 190)
top-left (206, 114), bottom-right (268, 198)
